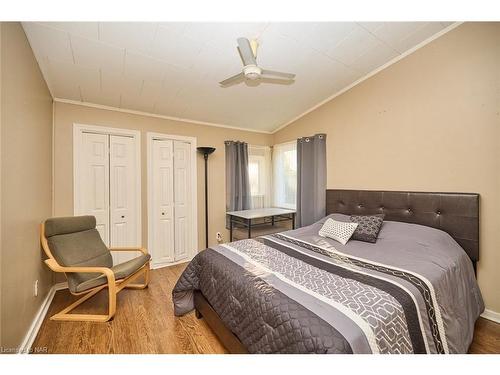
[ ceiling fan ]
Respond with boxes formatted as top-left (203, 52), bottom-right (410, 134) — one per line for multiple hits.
top-left (219, 37), bottom-right (296, 87)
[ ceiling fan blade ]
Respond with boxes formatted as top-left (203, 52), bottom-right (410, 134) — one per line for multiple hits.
top-left (219, 72), bottom-right (245, 87)
top-left (261, 69), bottom-right (296, 80)
top-left (237, 38), bottom-right (257, 66)
top-left (259, 77), bottom-right (295, 86)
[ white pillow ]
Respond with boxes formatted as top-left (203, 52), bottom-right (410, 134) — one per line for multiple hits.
top-left (318, 218), bottom-right (358, 245)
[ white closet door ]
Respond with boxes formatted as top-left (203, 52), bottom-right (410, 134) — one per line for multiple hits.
top-left (152, 139), bottom-right (175, 264)
top-left (109, 135), bottom-right (138, 264)
top-left (80, 132), bottom-right (110, 245)
top-left (173, 141), bottom-right (191, 261)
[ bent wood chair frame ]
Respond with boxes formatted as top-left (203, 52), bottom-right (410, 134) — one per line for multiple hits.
top-left (40, 223), bottom-right (151, 322)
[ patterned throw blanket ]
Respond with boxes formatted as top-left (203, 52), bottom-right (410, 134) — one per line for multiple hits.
top-left (173, 229), bottom-right (479, 353)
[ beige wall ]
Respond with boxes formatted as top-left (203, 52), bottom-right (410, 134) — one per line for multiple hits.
top-left (0, 21), bottom-right (3, 348)
top-left (0, 22), bottom-right (53, 349)
top-left (53, 102), bottom-right (273, 256)
top-left (3, 21), bottom-right (497, 349)
top-left (274, 22), bottom-right (500, 312)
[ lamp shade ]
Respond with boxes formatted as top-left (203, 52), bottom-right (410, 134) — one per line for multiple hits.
top-left (197, 147), bottom-right (216, 156)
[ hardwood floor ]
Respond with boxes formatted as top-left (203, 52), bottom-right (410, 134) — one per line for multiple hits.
top-left (33, 263), bottom-right (500, 354)
top-left (468, 317), bottom-right (500, 353)
top-left (34, 263), bottom-right (227, 354)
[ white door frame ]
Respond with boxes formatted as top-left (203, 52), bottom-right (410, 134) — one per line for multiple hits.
top-left (147, 132), bottom-right (198, 269)
top-left (73, 123), bottom-right (142, 246)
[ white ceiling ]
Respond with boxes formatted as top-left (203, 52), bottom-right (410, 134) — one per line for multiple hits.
top-left (22, 22), bottom-right (454, 133)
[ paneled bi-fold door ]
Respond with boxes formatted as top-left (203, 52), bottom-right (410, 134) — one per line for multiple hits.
top-left (74, 125), bottom-right (141, 266)
top-left (109, 135), bottom-right (138, 264)
top-left (79, 132), bottom-right (110, 244)
top-left (151, 139), bottom-right (174, 264)
top-left (149, 134), bottom-right (197, 268)
top-left (172, 141), bottom-right (191, 261)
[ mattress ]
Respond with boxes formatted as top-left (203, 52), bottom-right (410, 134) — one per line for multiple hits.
top-left (172, 214), bottom-right (484, 353)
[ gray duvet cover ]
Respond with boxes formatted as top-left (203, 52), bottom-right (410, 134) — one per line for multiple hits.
top-left (173, 214), bottom-right (484, 354)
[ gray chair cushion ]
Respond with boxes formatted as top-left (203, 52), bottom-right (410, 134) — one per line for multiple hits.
top-left (45, 215), bottom-right (150, 293)
top-left (75, 253), bottom-right (151, 293)
top-left (46, 216), bottom-right (113, 293)
top-left (48, 229), bottom-right (114, 293)
top-left (45, 215), bottom-right (97, 237)
top-left (47, 229), bottom-right (112, 269)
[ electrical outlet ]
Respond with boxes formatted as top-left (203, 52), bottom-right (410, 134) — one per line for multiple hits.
top-left (34, 280), bottom-right (39, 297)
top-left (216, 232), bottom-right (223, 243)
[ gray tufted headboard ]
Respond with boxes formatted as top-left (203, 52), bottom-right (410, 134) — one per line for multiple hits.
top-left (326, 189), bottom-right (480, 270)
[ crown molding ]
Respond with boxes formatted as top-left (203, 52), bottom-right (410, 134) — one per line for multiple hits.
top-left (271, 22), bottom-right (463, 134)
top-left (53, 98), bottom-right (273, 135)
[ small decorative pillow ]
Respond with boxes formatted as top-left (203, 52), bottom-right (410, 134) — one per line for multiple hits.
top-left (350, 214), bottom-right (385, 243)
top-left (319, 218), bottom-right (358, 245)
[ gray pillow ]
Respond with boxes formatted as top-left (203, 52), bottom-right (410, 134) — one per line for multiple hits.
top-left (350, 214), bottom-right (385, 243)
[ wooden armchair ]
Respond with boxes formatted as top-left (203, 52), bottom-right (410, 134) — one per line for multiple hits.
top-left (40, 215), bottom-right (150, 322)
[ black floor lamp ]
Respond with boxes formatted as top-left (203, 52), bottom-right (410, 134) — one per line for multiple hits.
top-left (197, 146), bottom-right (216, 248)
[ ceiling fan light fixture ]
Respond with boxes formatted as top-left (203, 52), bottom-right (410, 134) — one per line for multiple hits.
top-left (219, 37), bottom-right (295, 87)
top-left (243, 65), bottom-right (261, 80)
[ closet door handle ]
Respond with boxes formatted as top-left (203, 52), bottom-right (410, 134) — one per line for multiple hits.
top-left (161, 212), bottom-right (165, 216)
top-left (121, 215), bottom-right (125, 218)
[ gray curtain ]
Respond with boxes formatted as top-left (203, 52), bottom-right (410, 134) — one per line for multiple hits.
top-left (296, 134), bottom-right (327, 227)
top-left (225, 141), bottom-right (251, 223)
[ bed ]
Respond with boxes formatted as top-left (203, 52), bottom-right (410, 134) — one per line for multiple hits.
top-left (173, 189), bottom-right (484, 354)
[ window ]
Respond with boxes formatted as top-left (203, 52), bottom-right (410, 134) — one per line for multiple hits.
top-left (249, 156), bottom-right (265, 196)
top-left (248, 145), bottom-right (272, 209)
top-left (245, 143), bottom-right (296, 210)
top-left (273, 141), bottom-right (297, 209)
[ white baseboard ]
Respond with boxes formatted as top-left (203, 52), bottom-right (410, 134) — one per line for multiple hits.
top-left (151, 257), bottom-right (193, 270)
top-left (17, 285), bottom-right (57, 354)
top-left (481, 309), bottom-right (500, 324)
top-left (18, 282), bottom-right (70, 353)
